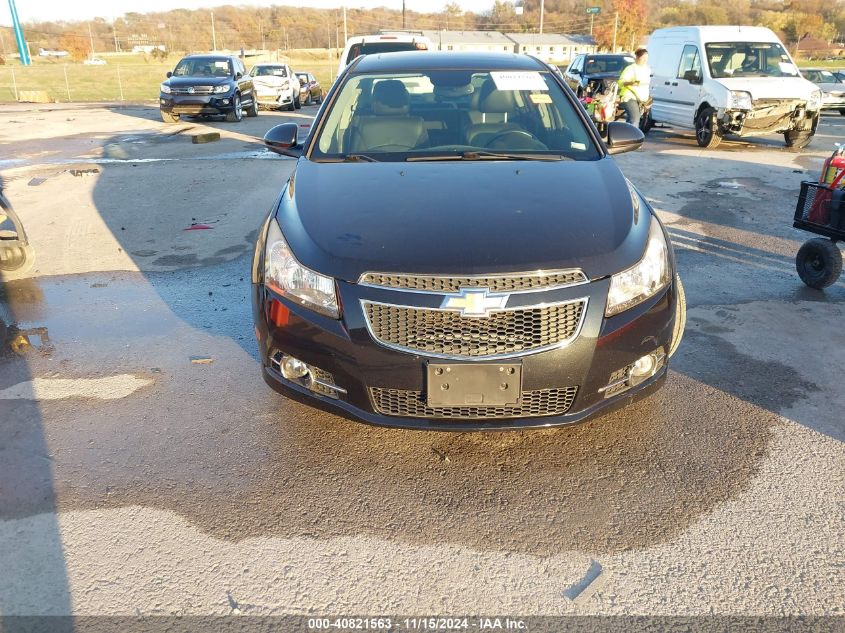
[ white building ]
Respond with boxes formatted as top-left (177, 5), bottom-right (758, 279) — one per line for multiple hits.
top-left (421, 30), bottom-right (516, 53)
top-left (506, 33), bottom-right (597, 63)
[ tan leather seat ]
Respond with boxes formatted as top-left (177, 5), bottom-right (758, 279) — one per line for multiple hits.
top-left (465, 80), bottom-right (521, 147)
top-left (348, 80), bottom-right (428, 152)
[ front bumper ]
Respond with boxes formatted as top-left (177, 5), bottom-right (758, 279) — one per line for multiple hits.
top-left (253, 276), bottom-right (679, 431)
top-left (821, 94), bottom-right (845, 110)
top-left (159, 94), bottom-right (236, 115)
top-left (256, 90), bottom-right (294, 107)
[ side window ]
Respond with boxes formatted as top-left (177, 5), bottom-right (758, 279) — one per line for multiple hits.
top-left (677, 45), bottom-right (701, 80)
top-left (570, 56), bottom-right (583, 74)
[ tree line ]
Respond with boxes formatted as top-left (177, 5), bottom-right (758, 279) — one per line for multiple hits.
top-left (0, 0), bottom-right (842, 63)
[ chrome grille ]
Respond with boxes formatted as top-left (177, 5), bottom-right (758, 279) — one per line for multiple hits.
top-left (359, 270), bottom-right (586, 293)
top-left (171, 85), bottom-right (214, 95)
top-left (370, 387), bottom-right (578, 419)
top-left (363, 300), bottom-right (585, 358)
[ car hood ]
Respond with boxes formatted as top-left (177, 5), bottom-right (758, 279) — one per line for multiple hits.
top-left (253, 75), bottom-right (291, 88)
top-left (816, 82), bottom-right (845, 93)
top-left (164, 76), bottom-right (230, 87)
top-left (275, 158), bottom-right (651, 282)
top-left (716, 76), bottom-right (818, 100)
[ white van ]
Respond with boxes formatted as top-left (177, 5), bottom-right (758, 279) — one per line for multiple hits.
top-left (338, 33), bottom-right (432, 77)
top-left (647, 26), bottom-right (822, 148)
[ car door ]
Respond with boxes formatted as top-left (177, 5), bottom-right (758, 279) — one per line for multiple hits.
top-left (235, 58), bottom-right (253, 101)
top-left (565, 56), bottom-right (584, 92)
top-left (670, 44), bottom-right (703, 128)
top-left (309, 74), bottom-right (319, 100)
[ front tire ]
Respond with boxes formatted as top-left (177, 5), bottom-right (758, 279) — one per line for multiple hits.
top-left (695, 107), bottom-right (721, 149)
top-left (294, 93), bottom-right (302, 110)
top-left (784, 130), bottom-right (813, 149)
top-left (160, 110), bottom-right (179, 124)
top-left (796, 238), bottom-right (842, 289)
top-left (225, 94), bottom-right (243, 122)
top-left (640, 109), bottom-right (654, 134)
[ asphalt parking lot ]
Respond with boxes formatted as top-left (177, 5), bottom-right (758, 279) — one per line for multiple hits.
top-left (0, 102), bottom-right (843, 622)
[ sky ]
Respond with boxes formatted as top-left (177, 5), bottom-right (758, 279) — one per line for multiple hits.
top-left (2, 0), bottom-right (496, 26)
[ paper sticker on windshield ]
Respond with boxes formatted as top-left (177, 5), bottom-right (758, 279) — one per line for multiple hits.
top-left (529, 93), bottom-right (552, 104)
top-left (778, 62), bottom-right (798, 75)
top-left (214, 61), bottom-right (229, 69)
top-left (571, 142), bottom-right (586, 150)
top-left (491, 71), bottom-right (547, 91)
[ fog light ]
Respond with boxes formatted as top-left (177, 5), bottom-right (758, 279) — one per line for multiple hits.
top-left (631, 354), bottom-right (657, 378)
top-left (281, 355), bottom-right (310, 381)
top-left (222, 99), bottom-right (230, 105)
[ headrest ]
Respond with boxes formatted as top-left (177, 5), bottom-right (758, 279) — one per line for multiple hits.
top-left (372, 80), bottom-right (410, 115)
top-left (478, 79), bottom-right (516, 114)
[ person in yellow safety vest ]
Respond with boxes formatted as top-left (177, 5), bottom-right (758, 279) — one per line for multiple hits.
top-left (617, 48), bottom-right (650, 129)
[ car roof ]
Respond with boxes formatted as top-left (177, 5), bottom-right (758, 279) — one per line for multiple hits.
top-left (182, 54), bottom-right (232, 60)
top-left (352, 51), bottom-right (546, 73)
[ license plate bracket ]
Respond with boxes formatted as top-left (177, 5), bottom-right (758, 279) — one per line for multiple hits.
top-left (426, 362), bottom-right (522, 407)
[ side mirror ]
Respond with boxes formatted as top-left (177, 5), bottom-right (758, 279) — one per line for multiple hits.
top-left (571, 68), bottom-right (581, 75)
top-left (264, 123), bottom-right (302, 157)
top-left (606, 121), bottom-right (644, 155)
top-left (236, 72), bottom-right (243, 80)
top-left (683, 70), bottom-right (702, 84)
top-left (166, 71), bottom-right (172, 78)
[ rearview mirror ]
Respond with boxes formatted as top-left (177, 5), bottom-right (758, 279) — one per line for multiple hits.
top-left (683, 70), bottom-right (702, 84)
top-left (166, 71), bottom-right (172, 78)
top-left (606, 121), bottom-right (644, 155)
top-left (264, 123), bottom-right (302, 157)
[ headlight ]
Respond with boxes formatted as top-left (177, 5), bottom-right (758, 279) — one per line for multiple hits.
top-left (807, 89), bottom-right (823, 110)
top-left (213, 84), bottom-right (230, 94)
top-left (281, 81), bottom-right (290, 90)
top-left (264, 219), bottom-right (339, 318)
top-left (606, 218), bottom-right (670, 317)
top-left (728, 90), bottom-right (753, 110)
top-left (160, 83), bottom-right (172, 94)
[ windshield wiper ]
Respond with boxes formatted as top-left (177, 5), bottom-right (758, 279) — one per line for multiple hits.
top-left (313, 154), bottom-right (380, 163)
top-left (406, 151), bottom-right (571, 162)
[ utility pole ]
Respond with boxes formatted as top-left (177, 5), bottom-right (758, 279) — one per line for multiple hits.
top-left (211, 11), bottom-right (217, 51)
top-left (343, 6), bottom-right (348, 44)
top-left (590, 13), bottom-right (594, 35)
top-left (113, 24), bottom-right (119, 52)
top-left (88, 23), bottom-right (95, 58)
top-left (540, 0), bottom-right (545, 34)
top-left (402, 0), bottom-right (406, 30)
top-left (612, 12), bottom-right (619, 52)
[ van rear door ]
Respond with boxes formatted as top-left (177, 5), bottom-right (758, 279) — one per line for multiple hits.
top-left (650, 39), bottom-right (685, 126)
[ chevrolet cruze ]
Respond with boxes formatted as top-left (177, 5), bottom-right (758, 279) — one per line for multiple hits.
top-left (251, 52), bottom-right (685, 430)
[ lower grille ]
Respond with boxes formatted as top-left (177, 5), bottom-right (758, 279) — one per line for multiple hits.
top-left (370, 386), bottom-right (578, 419)
top-left (363, 300), bottom-right (586, 359)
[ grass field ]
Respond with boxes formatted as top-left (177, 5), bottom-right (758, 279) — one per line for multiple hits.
top-left (0, 50), bottom-right (842, 103)
top-left (0, 50), bottom-right (340, 103)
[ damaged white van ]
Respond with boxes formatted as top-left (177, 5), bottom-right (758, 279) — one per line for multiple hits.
top-left (647, 26), bottom-right (823, 148)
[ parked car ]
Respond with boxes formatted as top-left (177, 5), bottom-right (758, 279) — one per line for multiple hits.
top-left (249, 62), bottom-right (300, 111)
top-left (159, 54), bottom-right (257, 124)
top-left (561, 53), bottom-right (635, 97)
top-left (252, 51), bottom-right (685, 431)
top-left (338, 33), bottom-right (431, 76)
top-left (296, 72), bottom-right (323, 105)
top-left (834, 71), bottom-right (845, 82)
top-left (647, 26), bottom-right (822, 148)
top-left (801, 68), bottom-right (845, 115)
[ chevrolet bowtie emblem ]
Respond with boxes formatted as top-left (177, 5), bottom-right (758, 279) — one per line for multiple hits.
top-left (441, 288), bottom-right (509, 317)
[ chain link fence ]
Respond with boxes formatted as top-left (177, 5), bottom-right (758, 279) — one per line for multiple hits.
top-left (0, 64), bottom-right (172, 103)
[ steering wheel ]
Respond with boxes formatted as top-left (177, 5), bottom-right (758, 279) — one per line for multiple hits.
top-left (485, 130), bottom-right (547, 150)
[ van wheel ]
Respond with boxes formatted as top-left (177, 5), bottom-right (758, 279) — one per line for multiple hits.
top-left (669, 275), bottom-right (686, 358)
top-left (784, 130), bottom-right (813, 149)
top-left (695, 107), bottom-right (721, 149)
top-left (796, 238), bottom-right (842, 289)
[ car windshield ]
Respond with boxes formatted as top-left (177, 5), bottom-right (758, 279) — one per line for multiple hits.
top-left (252, 65), bottom-right (287, 77)
top-left (173, 58), bottom-right (232, 78)
top-left (804, 69), bottom-right (839, 83)
top-left (704, 42), bottom-right (798, 78)
top-left (584, 56), bottom-right (634, 74)
top-left (345, 41), bottom-right (424, 66)
top-left (296, 73), bottom-right (308, 82)
top-left (311, 69), bottom-right (599, 162)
